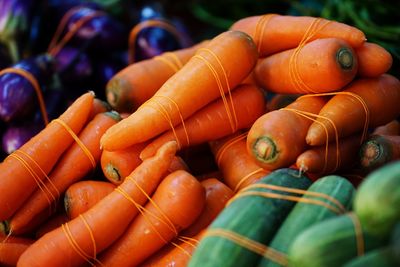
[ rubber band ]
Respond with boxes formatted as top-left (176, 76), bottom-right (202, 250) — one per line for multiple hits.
top-left (215, 132), bottom-right (248, 166)
top-left (234, 168), bottom-right (265, 193)
top-left (128, 19), bottom-right (186, 64)
top-left (0, 68), bottom-right (49, 126)
top-left (154, 55), bottom-right (180, 73)
top-left (348, 212), bottom-right (365, 256)
top-left (254, 14), bottom-right (276, 54)
top-left (52, 119), bottom-right (96, 169)
top-left (204, 228), bottom-right (288, 266)
top-left (79, 214), bottom-right (98, 262)
top-left (178, 236), bottom-right (200, 246)
top-left (169, 236), bottom-right (200, 258)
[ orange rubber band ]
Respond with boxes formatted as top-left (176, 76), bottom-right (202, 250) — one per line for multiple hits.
top-left (254, 14), bottom-right (276, 54)
top-left (154, 55), bottom-right (180, 73)
top-left (234, 168), bottom-right (265, 193)
top-left (348, 212), bottom-right (365, 256)
top-left (215, 132), bottom-right (248, 166)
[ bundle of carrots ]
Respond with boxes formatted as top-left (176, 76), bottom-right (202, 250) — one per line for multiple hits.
top-left (0, 12), bottom-right (399, 266)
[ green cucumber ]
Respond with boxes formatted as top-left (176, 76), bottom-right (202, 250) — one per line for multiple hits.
top-left (188, 168), bottom-right (312, 267)
top-left (259, 175), bottom-right (355, 267)
top-left (343, 246), bottom-right (399, 267)
top-left (287, 213), bottom-right (384, 267)
top-left (354, 161), bottom-right (400, 238)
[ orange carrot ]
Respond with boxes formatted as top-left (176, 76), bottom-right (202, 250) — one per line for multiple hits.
top-left (99, 170), bottom-right (206, 266)
top-left (6, 111), bottom-right (121, 235)
top-left (306, 74), bottom-right (400, 146)
top-left (356, 42), bottom-right (393, 78)
top-left (296, 134), bottom-right (362, 174)
top-left (254, 38), bottom-right (358, 94)
top-left (35, 212), bottom-right (69, 238)
top-left (106, 41), bottom-right (208, 113)
top-left (230, 14), bottom-right (366, 56)
top-left (196, 171), bottom-right (224, 181)
top-left (0, 235), bottom-right (34, 266)
top-left (17, 141), bottom-right (178, 267)
top-left (140, 83), bottom-right (266, 159)
top-left (267, 93), bottom-right (300, 111)
top-left (372, 120), bottom-right (400, 135)
top-left (64, 181), bottom-right (116, 219)
top-left (88, 98), bottom-right (111, 120)
top-left (180, 178), bottom-right (233, 238)
top-left (0, 92), bottom-right (94, 221)
top-left (247, 95), bottom-right (328, 170)
top-left (210, 132), bottom-right (270, 191)
top-left (100, 30), bottom-right (258, 151)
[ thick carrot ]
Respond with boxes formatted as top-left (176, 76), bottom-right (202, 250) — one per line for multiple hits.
top-left (359, 134), bottom-right (400, 171)
top-left (35, 212), bottom-right (69, 238)
top-left (209, 132), bottom-right (270, 192)
top-left (296, 134), bottom-right (362, 174)
top-left (372, 120), bottom-right (400, 135)
top-left (306, 74), bottom-right (400, 146)
top-left (139, 83), bottom-right (266, 159)
top-left (99, 170), bottom-right (206, 266)
top-left (0, 236), bottom-right (34, 266)
top-left (356, 42), bottom-right (393, 78)
top-left (100, 30), bottom-right (258, 151)
top-left (267, 93), bottom-right (300, 111)
top-left (106, 41), bottom-right (208, 113)
top-left (0, 91), bottom-right (94, 221)
top-left (88, 98), bottom-right (111, 120)
top-left (64, 181), bottom-right (116, 219)
top-left (6, 111), bottom-right (121, 235)
top-left (247, 95), bottom-right (328, 170)
top-left (230, 14), bottom-right (366, 56)
top-left (254, 38), bottom-right (358, 94)
top-left (179, 178), bottom-right (233, 238)
top-left (17, 141), bottom-right (178, 267)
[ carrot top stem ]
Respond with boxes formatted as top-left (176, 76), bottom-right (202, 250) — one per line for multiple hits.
top-left (252, 136), bottom-right (278, 163)
top-left (337, 47), bottom-right (354, 70)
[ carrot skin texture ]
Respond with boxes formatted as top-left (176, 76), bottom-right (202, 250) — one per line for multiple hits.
top-left (254, 38), bottom-right (358, 94)
top-left (356, 42), bottom-right (393, 78)
top-left (372, 120), bottom-right (400, 136)
top-left (35, 212), bottom-right (69, 238)
top-left (0, 236), bottom-right (34, 266)
top-left (17, 141), bottom-right (178, 267)
top-left (0, 92), bottom-right (94, 221)
top-left (8, 112), bottom-right (120, 234)
top-left (306, 74), bottom-right (400, 146)
top-left (99, 170), bottom-right (206, 267)
top-left (230, 14), bottom-right (366, 56)
top-left (106, 41), bottom-right (208, 113)
top-left (140, 83), bottom-right (266, 159)
top-left (64, 181), bottom-right (116, 219)
top-left (100, 30), bottom-right (258, 151)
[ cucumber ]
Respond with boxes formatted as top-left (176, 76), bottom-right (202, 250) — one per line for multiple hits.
top-left (343, 246), bottom-right (399, 267)
top-left (188, 168), bottom-right (312, 267)
top-left (354, 161), bottom-right (400, 238)
top-left (259, 175), bottom-right (355, 267)
top-left (287, 213), bottom-right (384, 267)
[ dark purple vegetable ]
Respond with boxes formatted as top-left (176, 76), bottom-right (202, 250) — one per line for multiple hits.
top-left (0, 53), bottom-right (55, 122)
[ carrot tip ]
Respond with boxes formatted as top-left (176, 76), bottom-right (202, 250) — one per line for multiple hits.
top-left (104, 163), bottom-right (122, 183)
top-left (88, 90), bottom-right (96, 96)
top-left (252, 136), bottom-right (278, 164)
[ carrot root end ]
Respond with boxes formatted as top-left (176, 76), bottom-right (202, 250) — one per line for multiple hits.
top-left (252, 136), bottom-right (278, 164)
top-left (337, 47), bottom-right (354, 70)
top-left (104, 163), bottom-right (122, 183)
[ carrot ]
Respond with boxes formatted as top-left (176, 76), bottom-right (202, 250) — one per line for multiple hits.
top-left (296, 134), bottom-right (362, 174)
top-left (140, 231), bottom-right (205, 267)
top-left (230, 14), bottom-right (366, 56)
top-left (0, 236), bottom-right (34, 266)
top-left (267, 93), bottom-right (300, 111)
top-left (355, 42), bottom-right (393, 78)
top-left (35, 212), bottom-right (69, 238)
top-left (17, 141), bottom-right (178, 267)
top-left (88, 98), bottom-right (111, 120)
top-left (100, 30), bottom-right (258, 151)
top-left (106, 41), bottom-right (208, 113)
top-left (210, 132), bottom-right (270, 192)
top-left (99, 170), bottom-right (206, 266)
top-left (254, 38), bottom-right (358, 94)
top-left (179, 178), bottom-right (233, 238)
top-left (139, 83), bottom-right (266, 159)
top-left (0, 91), bottom-right (94, 221)
top-left (359, 134), bottom-right (400, 171)
top-left (372, 120), bottom-right (400, 136)
top-left (306, 74), bottom-right (400, 146)
top-left (6, 111), bottom-right (121, 235)
top-left (64, 181), bottom-right (116, 219)
top-left (247, 95), bottom-right (328, 170)
top-left (196, 171), bottom-right (224, 181)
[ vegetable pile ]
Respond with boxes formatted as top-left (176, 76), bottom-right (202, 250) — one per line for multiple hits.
top-left (0, 1), bottom-right (400, 266)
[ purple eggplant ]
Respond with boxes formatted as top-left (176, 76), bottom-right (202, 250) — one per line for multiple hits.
top-left (0, 53), bottom-right (55, 122)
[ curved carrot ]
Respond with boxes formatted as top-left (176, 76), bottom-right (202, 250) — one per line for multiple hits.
top-left (247, 96), bottom-right (328, 170)
top-left (210, 132), bottom-right (270, 191)
top-left (296, 134), bottom-right (362, 174)
top-left (179, 178), bottom-right (233, 238)
top-left (106, 41), bottom-right (208, 113)
top-left (0, 236), bottom-right (34, 266)
top-left (230, 14), bottom-right (366, 56)
top-left (267, 93), bottom-right (300, 111)
top-left (0, 91), bottom-right (94, 221)
top-left (372, 120), bottom-right (400, 135)
top-left (64, 181), bottom-right (116, 219)
top-left (99, 170), bottom-right (206, 266)
top-left (100, 30), bottom-right (258, 151)
top-left (17, 141), bottom-right (178, 267)
top-left (140, 83), bottom-right (266, 159)
top-left (306, 74), bottom-right (400, 146)
top-left (35, 212), bottom-right (69, 238)
top-left (6, 111), bottom-right (121, 235)
top-left (356, 42), bottom-right (393, 78)
top-left (254, 38), bottom-right (358, 94)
